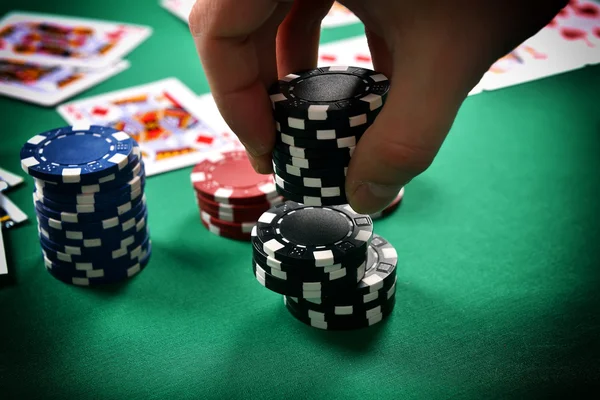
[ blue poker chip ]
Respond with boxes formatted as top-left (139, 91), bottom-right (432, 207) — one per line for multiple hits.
top-left (35, 158), bottom-right (145, 197)
top-left (35, 194), bottom-right (147, 235)
top-left (34, 191), bottom-right (146, 224)
top-left (33, 183), bottom-right (145, 214)
top-left (41, 234), bottom-right (151, 267)
top-left (43, 244), bottom-right (152, 286)
top-left (20, 124), bottom-right (138, 184)
top-left (39, 227), bottom-right (149, 263)
top-left (38, 209), bottom-right (148, 250)
top-left (43, 237), bottom-right (152, 272)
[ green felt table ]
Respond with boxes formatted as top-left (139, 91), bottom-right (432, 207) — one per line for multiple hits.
top-left (1, 1), bottom-right (599, 399)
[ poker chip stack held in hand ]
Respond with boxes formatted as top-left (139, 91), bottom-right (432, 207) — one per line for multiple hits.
top-left (191, 150), bottom-right (284, 241)
top-left (19, 124), bottom-right (152, 286)
top-left (268, 65), bottom-right (405, 214)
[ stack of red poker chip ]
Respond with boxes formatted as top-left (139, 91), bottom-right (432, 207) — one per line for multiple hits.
top-left (191, 150), bottom-right (284, 241)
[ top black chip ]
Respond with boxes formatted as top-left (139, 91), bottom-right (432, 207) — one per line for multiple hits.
top-left (269, 66), bottom-right (390, 121)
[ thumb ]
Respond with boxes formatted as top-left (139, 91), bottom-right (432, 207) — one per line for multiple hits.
top-left (346, 52), bottom-right (479, 214)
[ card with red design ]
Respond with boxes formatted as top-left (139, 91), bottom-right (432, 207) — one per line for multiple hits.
top-left (0, 11), bottom-right (152, 69)
top-left (479, 0), bottom-right (600, 90)
top-left (56, 78), bottom-right (241, 176)
top-left (321, 2), bottom-right (360, 28)
top-left (0, 58), bottom-right (129, 106)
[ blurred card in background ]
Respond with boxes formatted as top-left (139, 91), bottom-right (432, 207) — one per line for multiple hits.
top-left (318, 0), bottom-right (600, 94)
top-left (0, 58), bottom-right (129, 106)
top-left (0, 11), bottom-right (152, 69)
top-left (0, 167), bottom-right (24, 189)
top-left (0, 193), bottom-right (28, 229)
top-left (57, 78), bottom-right (241, 176)
top-left (480, 0), bottom-right (600, 90)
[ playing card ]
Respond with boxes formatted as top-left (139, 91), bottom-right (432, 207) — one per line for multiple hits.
top-left (546, 0), bottom-right (600, 65)
top-left (0, 58), bottom-right (129, 106)
top-left (318, 36), bottom-right (374, 70)
top-left (195, 93), bottom-right (244, 150)
top-left (0, 11), bottom-right (152, 69)
top-left (318, 36), bottom-right (483, 96)
top-left (0, 224), bottom-right (6, 276)
top-left (160, 0), bottom-right (195, 23)
top-left (0, 167), bottom-right (24, 189)
top-left (56, 78), bottom-right (241, 176)
top-left (0, 193), bottom-right (28, 229)
top-left (479, 0), bottom-right (600, 91)
top-left (321, 2), bottom-right (360, 28)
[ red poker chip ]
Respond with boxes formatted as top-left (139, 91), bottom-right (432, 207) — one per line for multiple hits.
top-left (200, 210), bottom-right (255, 234)
top-left (191, 151), bottom-right (278, 205)
top-left (200, 219), bottom-right (251, 241)
top-left (196, 192), bottom-right (284, 211)
top-left (198, 201), bottom-right (267, 223)
top-left (370, 187), bottom-right (404, 220)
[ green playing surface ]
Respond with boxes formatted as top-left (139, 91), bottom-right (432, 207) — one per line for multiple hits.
top-left (1, 1), bottom-right (599, 399)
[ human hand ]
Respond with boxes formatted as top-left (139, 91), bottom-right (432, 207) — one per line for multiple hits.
top-left (189, 0), bottom-right (568, 213)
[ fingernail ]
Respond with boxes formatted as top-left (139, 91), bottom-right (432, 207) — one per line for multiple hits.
top-left (246, 151), bottom-right (273, 175)
top-left (349, 182), bottom-right (402, 214)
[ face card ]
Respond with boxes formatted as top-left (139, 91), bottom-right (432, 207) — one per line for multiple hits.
top-left (56, 78), bottom-right (241, 176)
top-left (0, 58), bottom-right (129, 106)
top-left (321, 2), bottom-right (360, 28)
top-left (0, 11), bottom-right (152, 69)
top-left (160, 0), bottom-right (195, 23)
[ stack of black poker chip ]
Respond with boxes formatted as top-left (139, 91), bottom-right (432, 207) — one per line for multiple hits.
top-left (268, 66), bottom-right (390, 206)
top-left (251, 200), bottom-right (398, 330)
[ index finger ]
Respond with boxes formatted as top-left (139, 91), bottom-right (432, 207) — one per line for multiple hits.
top-left (189, 0), bottom-right (291, 171)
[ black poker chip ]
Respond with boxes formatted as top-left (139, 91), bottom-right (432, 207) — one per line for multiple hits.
top-left (277, 131), bottom-right (361, 150)
top-left (273, 141), bottom-right (356, 160)
top-left (275, 183), bottom-right (349, 207)
top-left (286, 277), bottom-right (397, 311)
top-left (273, 107), bottom-right (382, 132)
top-left (285, 291), bottom-right (396, 321)
top-left (268, 66), bottom-right (390, 121)
top-left (284, 277), bottom-right (396, 314)
top-left (252, 235), bottom-right (367, 276)
top-left (273, 164), bottom-right (347, 188)
top-left (274, 233), bottom-right (398, 299)
top-left (252, 259), bottom-right (365, 298)
top-left (283, 295), bottom-right (396, 330)
top-left (271, 159), bottom-right (347, 179)
top-left (274, 174), bottom-right (344, 199)
top-left (273, 118), bottom-right (369, 139)
top-left (254, 254), bottom-right (359, 283)
top-left (252, 201), bottom-right (373, 267)
top-left (272, 147), bottom-right (352, 170)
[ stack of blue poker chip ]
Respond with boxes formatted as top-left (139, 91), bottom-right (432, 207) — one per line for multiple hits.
top-left (20, 123), bottom-right (152, 286)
